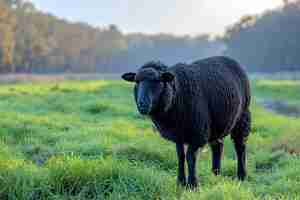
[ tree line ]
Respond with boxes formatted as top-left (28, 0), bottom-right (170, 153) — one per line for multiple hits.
top-left (1, 0), bottom-right (300, 73)
top-left (224, 0), bottom-right (300, 72)
top-left (0, 0), bottom-right (223, 74)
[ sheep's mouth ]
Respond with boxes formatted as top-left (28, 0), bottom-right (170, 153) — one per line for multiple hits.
top-left (137, 106), bottom-right (151, 115)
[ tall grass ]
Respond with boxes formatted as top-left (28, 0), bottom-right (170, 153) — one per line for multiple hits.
top-left (0, 80), bottom-right (299, 199)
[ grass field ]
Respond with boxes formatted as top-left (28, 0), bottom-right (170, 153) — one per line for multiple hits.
top-left (0, 79), bottom-right (299, 199)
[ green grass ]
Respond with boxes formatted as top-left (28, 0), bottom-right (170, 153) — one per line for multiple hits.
top-left (0, 79), bottom-right (299, 199)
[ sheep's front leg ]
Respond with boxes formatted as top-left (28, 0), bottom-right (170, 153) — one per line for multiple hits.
top-left (186, 144), bottom-right (199, 188)
top-left (176, 143), bottom-right (186, 186)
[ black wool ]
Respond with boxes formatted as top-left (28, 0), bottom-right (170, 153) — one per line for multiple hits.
top-left (123, 56), bottom-right (252, 188)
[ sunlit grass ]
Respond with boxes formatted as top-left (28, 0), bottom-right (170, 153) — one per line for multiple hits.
top-left (0, 79), bottom-right (299, 199)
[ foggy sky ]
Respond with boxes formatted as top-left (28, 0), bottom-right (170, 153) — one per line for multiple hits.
top-left (28, 0), bottom-right (283, 35)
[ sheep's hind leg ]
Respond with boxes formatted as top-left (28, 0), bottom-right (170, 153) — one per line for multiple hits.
top-left (176, 143), bottom-right (186, 186)
top-left (210, 139), bottom-right (224, 176)
top-left (232, 138), bottom-right (247, 180)
top-left (186, 144), bottom-right (200, 188)
top-left (231, 109), bottom-right (251, 181)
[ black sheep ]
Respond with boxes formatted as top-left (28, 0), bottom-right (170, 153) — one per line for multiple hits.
top-left (122, 56), bottom-right (251, 188)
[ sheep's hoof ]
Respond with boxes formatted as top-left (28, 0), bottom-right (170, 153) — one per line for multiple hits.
top-left (212, 169), bottom-right (221, 176)
top-left (186, 183), bottom-right (198, 190)
top-left (238, 174), bottom-right (246, 181)
top-left (186, 178), bottom-right (198, 190)
top-left (237, 170), bottom-right (246, 181)
top-left (177, 177), bottom-right (187, 187)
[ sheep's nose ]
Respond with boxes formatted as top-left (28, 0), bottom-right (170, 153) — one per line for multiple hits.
top-left (138, 101), bottom-right (150, 114)
top-left (138, 102), bottom-right (147, 110)
top-left (139, 101), bottom-right (147, 108)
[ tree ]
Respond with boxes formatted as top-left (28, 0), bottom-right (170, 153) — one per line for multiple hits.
top-left (0, 0), bottom-right (222, 73)
top-left (224, 0), bottom-right (300, 72)
top-left (1, 0), bottom-right (23, 9)
top-left (0, 2), bottom-right (16, 72)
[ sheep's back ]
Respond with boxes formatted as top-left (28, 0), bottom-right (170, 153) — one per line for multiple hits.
top-left (171, 56), bottom-right (250, 141)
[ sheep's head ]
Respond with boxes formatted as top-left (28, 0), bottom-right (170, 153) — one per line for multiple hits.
top-left (122, 62), bottom-right (175, 115)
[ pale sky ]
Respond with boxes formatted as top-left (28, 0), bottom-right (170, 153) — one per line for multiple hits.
top-left (28, 0), bottom-right (283, 35)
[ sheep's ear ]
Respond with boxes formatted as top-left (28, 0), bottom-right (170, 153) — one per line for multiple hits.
top-left (121, 72), bottom-right (136, 82)
top-left (161, 72), bottom-right (174, 82)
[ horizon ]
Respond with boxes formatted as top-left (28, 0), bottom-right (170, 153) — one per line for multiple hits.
top-left (28, 0), bottom-right (283, 36)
